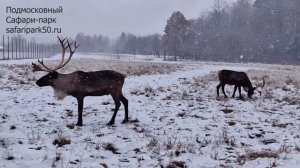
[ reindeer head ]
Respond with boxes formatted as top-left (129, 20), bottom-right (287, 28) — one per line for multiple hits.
top-left (32, 36), bottom-right (79, 87)
top-left (247, 87), bottom-right (256, 98)
top-left (244, 77), bottom-right (265, 98)
top-left (36, 71), bottom-right (59, 87)
top-left (243, 86), bottom-right (255, 98)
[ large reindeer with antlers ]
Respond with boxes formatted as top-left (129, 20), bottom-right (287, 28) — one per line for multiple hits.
top-left (32, 37), bottom-right (128, 126)
top-left (217, 70), bottom-right (265, 99)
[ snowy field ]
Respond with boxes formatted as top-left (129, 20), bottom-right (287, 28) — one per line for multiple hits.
top-left (0, 54), bottom-right (300, 168)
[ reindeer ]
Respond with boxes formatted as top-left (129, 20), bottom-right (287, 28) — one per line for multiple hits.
top-left (216, 70), bottom-right (265, 99)
top-left (32, 37), bottom-right (128, 126)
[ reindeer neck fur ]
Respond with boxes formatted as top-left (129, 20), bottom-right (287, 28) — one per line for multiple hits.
top-left (51, 72), bottom-right (77, 100)
top-left (242, 76), bottom-right (254, 92)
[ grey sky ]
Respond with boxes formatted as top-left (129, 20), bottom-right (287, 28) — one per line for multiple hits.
top-left (1, 0), bottom-right (236, 42)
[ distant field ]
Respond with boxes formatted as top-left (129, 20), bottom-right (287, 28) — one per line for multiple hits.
top-left (0, 56), bottom-right (300, 167)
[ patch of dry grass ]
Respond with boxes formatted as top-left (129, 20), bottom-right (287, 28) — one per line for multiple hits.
top-left (166, 161), bottom-right (186, 168)
top-left (48, 59), bottom-right (183, 76)
top-left (247, 68), bottom-right (300, 90)
top-left (237, 144), bottom-right (292, 165)
top-left (53, 137), bottom-right (71, 147)
top-left (102, 143), bottom-right (120, 154)
top-left (0, 59), bottom-right (183, 90)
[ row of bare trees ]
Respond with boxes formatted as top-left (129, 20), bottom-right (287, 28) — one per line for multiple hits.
top-left (74, 0), bottom-right (299, 64)
top-left (2, 0), bottom-right (299, 64)
top-left (74, 32), bottom-right (162, 57)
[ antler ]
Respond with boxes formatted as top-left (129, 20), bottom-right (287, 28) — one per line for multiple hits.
top-left (51, 36), bottom-right (68, 71)
top-left (257, 77), bottom-right (266, 88)
top-left (31, 59), bottom-right (53, 72)
top-left (32, 36), bottom-right (79, 72)
top-left (53, 39), bottom-right (79, 71)
top-left (257, 77), bottom-right (266, 97)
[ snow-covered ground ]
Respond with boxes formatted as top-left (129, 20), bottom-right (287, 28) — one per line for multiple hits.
top-left (0, 55), bottom-right (300, 168)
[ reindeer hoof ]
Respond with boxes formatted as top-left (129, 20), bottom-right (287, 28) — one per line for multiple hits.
top-left (76, 123), bottom-right (83, 127)
top-left (122, 119), bottom-right (129, 124)
top-left (107, 121), bottom-right (115, 126)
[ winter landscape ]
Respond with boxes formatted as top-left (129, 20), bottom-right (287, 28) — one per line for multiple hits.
top-left (1, 0), bottom-right (300, 167)
top-left (0, 54), bottom-right (300, 168)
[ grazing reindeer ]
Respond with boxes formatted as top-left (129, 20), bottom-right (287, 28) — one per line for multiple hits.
top-left (32, 37), bottom-right (128, 126)
top-left (216, 70), bottom-right (265, 99)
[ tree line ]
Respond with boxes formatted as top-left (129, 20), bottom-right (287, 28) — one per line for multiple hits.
top-left (74, 32), bottom-right (162, 57)
top-left (162, 0), bottom-right (300, 64)
top-left (5, 0), bottom-right (298, 64)
top-left (74, 0), bottom-right (300, 64)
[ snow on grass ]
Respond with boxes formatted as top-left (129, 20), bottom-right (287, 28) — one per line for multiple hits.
top-left (0, 57), bottom-right (300, 167)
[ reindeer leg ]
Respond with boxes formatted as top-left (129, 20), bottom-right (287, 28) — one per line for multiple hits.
top-left (107, 94), bottom-right (121, 126)
top-left (232, 85), bottom-right (237, 98)
top-left (120, 94), bottom-right (129, 124)
top-left (238, 86), bottom-right (243, 99)
top-left (217, 83), bottom-right (221, 97)
top-left (76, 98), bottom-right (84, 126)
top-left (222, 84), bottom-right (228, 98)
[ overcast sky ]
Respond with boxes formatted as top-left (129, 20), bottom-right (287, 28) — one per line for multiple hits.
top-left (1, 0), bottom-right (236, 42)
